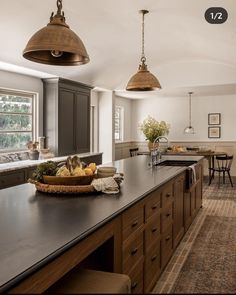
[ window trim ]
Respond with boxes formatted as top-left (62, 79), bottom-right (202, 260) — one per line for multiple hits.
top-left (114, 105), bottom-right (124, 143)
top-left (0, 88), bottom-right (38, 153)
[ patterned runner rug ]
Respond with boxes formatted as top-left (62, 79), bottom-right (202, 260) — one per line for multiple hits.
top-left (171, 215), bottom-right (236, 293)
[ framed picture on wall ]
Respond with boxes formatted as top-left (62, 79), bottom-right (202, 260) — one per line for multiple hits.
top-left (208, 126), bottom-right (221, 138)
top-left (208, 113), bottom-right (221, 125)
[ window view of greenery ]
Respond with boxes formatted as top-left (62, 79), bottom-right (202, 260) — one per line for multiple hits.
top-left (0, 94), bottom-right (33, 151)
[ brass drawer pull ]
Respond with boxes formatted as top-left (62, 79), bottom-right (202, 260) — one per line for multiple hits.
top-left (131, 221), bottom-right (138, 228)
top-left (166, 213), bottom-right (171, 217)
top-left (131, 247), bottom-right (138, 255)
top-left (131, 282), bottom-right (138, 290)
top-left (152, 228), bottom-right (157, 233)
top-left (166, 193), bottom-right (171, 197)
top-left (152, 205), bottom-right (157, 210)
top-left (165, 236), bottom-right (171, 241)
top-left (151, 254), bottom-right (157, 262)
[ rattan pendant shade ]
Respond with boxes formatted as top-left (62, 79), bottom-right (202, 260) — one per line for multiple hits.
top-left (23, 0), bottom-right (89, 66)
top-left (126, 10), bottom-right (161, 91)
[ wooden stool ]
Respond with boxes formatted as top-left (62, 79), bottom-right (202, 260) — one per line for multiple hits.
top-left (47, 269), bottom-right (131, 294)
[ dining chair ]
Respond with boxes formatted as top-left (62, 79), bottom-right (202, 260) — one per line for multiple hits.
top-left (209, 155), bottom-right (234, 187)
top-left (129, 148), bottom-right (139, 157)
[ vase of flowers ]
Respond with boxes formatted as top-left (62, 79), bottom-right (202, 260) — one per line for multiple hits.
top-left (140, 116), bottom-right (170, 151)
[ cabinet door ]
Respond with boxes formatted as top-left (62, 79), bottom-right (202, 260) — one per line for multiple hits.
top-left (195, 164), bottom-right (203, 211)
top-left (58, 88), bottom-right (76, 156)
top-left (75, 90), bottom-right (90, 153)
top-left (173, 175), bottom-right (184, 248)
top-left (184, 192), bottom-right (192, 231)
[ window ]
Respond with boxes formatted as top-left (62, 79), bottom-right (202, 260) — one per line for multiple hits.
top-left (0, 89), bottom-right (37, 152)
top-left (114, 106), bottom-right (124, 142)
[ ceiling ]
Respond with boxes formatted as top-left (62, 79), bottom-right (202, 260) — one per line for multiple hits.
top-left (1, 0), bottom-right (236, 95)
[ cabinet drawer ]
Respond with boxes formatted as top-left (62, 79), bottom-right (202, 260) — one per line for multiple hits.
top-left (122, 203), bottom-right (144, 240)
top-left (145, 190), bottom-right (161, 221)
top-left (161, 182), bottom-right (173, 208)
top-left (161, 203), bottom-right (173, 233)
top-left (0, 171), bottom-right (25, 189)
top-left (123, 233), bottom-right (144, 274)
top-left (127, 258), bottom-right (144, 294)
top-left (161, 224), bottom-right (173, 269)
top-left (144, 240), bottom-right (161, 292)
top-left (145, 213), bottom-right (161, 251)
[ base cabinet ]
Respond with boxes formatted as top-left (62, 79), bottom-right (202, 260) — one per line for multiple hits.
top-left (8, 164), bottom-right (203, 294)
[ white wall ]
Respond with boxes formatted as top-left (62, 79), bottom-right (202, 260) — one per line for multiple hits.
top-left (0, 70), bottom-right (44, 136)
top-left (98, 90), bottom-right (115, 163)
top-left (131, 94), bottom-right (236, 142)
top-left (115, 96), bottom-right (132, 142)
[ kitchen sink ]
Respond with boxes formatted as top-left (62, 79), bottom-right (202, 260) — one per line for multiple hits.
top-left (156, 160), bottom-right (197, 167)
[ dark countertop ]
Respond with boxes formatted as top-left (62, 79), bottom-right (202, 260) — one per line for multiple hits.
top-left (0, 155), bottom-right (202, 292)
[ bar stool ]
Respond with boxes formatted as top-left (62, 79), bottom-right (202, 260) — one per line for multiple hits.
top-left (209, 155), bottom-right (234, 187)
top-left (47, 269), bottom-right (131, 294)
top-left (129, 148), bottom-right (139, 157)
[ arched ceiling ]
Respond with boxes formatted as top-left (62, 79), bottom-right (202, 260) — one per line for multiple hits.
top-left (1, 0), bottom-right (236, 91)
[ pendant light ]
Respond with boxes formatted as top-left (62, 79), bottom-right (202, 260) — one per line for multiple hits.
top-left (184, 92), bottom-right (195, 134)
top-left (126, 10), bottom-right (161, 91)
top-left (23, 0), bottom-right (89, 66)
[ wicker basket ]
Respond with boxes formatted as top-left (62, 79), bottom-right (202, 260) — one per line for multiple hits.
top-left (29, 179), bottom-right (95, 194)
top-left (43, 175), bottom-right (94, 186)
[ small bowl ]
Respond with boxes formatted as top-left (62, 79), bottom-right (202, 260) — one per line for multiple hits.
top-left (97, 166), bottom-right (117, 178)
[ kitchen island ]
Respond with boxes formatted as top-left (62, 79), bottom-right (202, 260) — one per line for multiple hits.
top-left (0, 155), bottom-right (203, 293)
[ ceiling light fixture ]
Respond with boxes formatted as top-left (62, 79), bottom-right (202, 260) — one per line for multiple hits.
top-left (23, 0), bottom-right (89, 66)
top-left (126, 10), bottom-right (161, 91)
top-left (184, 92), bottom-right (195, 134)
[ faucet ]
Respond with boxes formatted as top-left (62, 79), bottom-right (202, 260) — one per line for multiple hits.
top-left (150, 136), bottom-right (169, 166)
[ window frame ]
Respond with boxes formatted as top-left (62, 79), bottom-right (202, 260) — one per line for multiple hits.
top-left (0, 88), bottom-right (38, 153)
top-left (114, 105), bottom-right (124, 143)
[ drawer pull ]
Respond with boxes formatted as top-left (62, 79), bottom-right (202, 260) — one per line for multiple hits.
top-left (165, 236), bottom-right (171, 241)
top-left (152, 228), bottom-right (158, 233)
top-left (152, 205), bottom-right (157, 210)
top-left (166, 193), bottom-right (171, 197)
top-left (131, 282), bottom-right (138, 290)
top-left (131, 247), bottom-right (138, 255)
top-left (151, 254), bottom-right (157, 262)
top-left (166, 213), bottom-right (171, 217)
top-left (131, 221), bottom-right (138, 228)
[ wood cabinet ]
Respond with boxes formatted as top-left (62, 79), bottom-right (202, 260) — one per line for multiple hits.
top-left (173, 174), bottom-right (185, 248)
top-left (121, 202), bottom-right (144, 293)
top-left (7, 166), bottom-right (203, 294)
top-left (0, 170), bottom-right (26, 189)
top-left (184, 161), bottom-right (203, 231)
top-left (43, 78), bottom-right (92, 156)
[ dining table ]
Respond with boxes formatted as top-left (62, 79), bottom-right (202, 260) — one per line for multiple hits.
top-left (137, 150), bottom-right (228, 184)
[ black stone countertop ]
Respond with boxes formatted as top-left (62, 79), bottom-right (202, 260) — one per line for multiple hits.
top-left (0, 155), bottom-right (203, 292)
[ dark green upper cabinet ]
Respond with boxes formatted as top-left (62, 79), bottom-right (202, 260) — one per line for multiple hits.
top-left (43, 78), bottom-right (93, 156)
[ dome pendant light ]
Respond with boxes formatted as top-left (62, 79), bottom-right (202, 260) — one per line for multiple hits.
top-left (23, 0), bottom-right (89, 66)
top-left (126, 10), bottom-right (161, 91)
top-left (184, 92), bottom-right (195, 134)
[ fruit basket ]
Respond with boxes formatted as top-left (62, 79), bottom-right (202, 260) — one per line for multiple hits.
top-left (28, 179), bottom-right (96, 194)
top-left (43, 174), bottom-right (94, 186)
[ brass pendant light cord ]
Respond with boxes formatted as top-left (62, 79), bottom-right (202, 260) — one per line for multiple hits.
top-left (189, 92), bottom-right (192, 126)
top-left (140, 10), bottom-right (148, 64)
top-left (141, 11), bottom-right (146, 63)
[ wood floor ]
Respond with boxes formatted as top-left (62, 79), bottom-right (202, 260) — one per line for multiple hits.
top-left (152, 177), bottom-right (236, 294)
